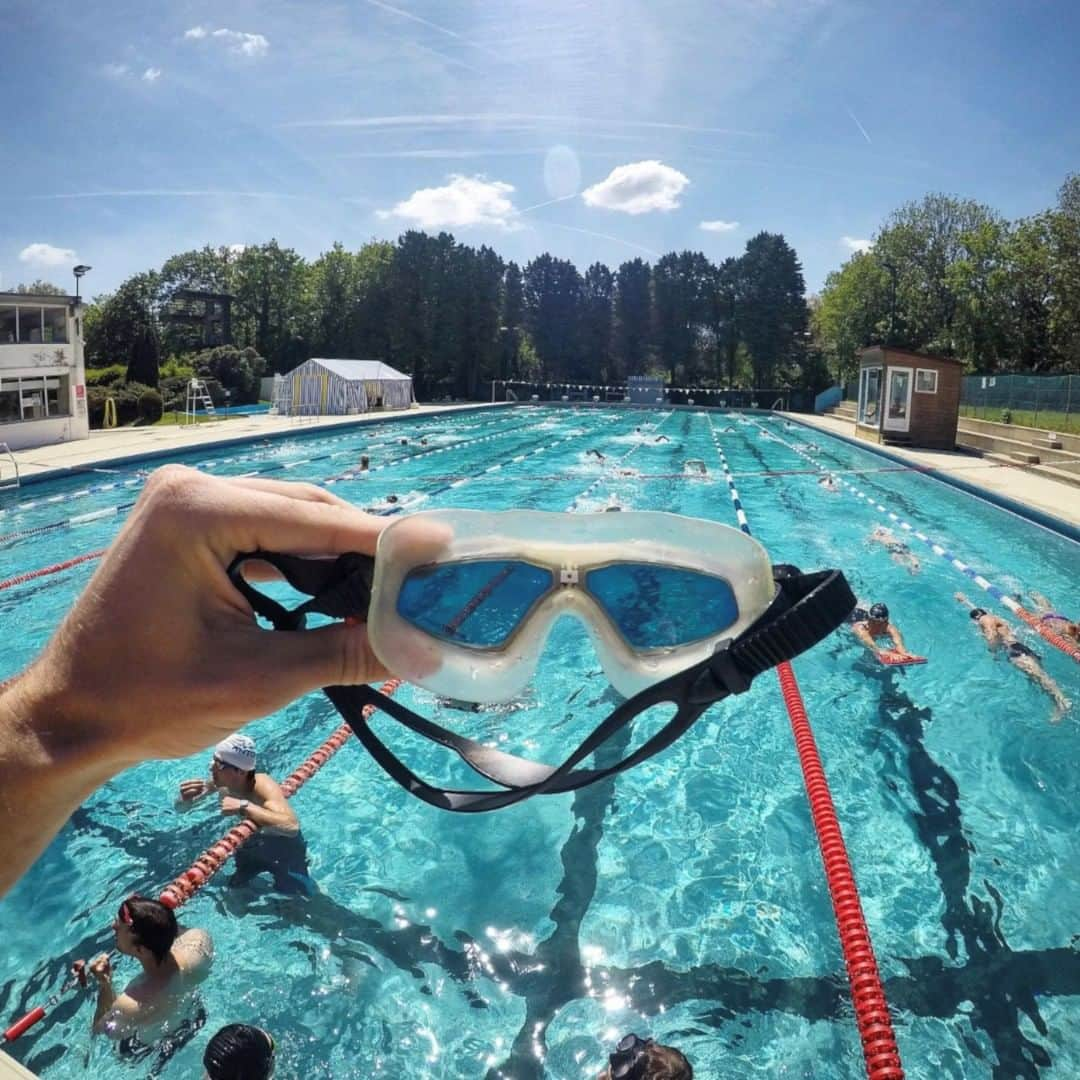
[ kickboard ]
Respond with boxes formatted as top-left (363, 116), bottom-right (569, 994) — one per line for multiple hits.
top-left (876, 651), bottom-right (927, 667)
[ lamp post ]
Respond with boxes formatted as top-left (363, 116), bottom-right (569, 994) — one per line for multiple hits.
top-left (73, 265), bottom-right (92, 301)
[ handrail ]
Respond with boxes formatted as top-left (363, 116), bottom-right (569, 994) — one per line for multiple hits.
top-left (0, 442), bottom-right (18, 491)
top-left (771, 397), bottom-right (785, 411)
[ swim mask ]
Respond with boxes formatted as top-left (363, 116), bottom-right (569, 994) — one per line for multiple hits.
top-left (229, 509), bottom-right (854, 812)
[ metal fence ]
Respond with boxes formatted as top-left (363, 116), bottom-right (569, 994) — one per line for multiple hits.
top-left (495, 380), bottom-right (813, 411)
top-left (959, 374), bottom-right (1079, 432)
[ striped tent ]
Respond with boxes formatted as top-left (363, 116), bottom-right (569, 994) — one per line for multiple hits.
top-left (276, 358), bottom-right (414, 415)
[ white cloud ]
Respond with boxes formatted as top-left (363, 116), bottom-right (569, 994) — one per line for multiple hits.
top-left (142, 67), bottom-right (162, 82)
top-left (184, 25), bottom-right (268, 56)
top-left (700, 219), bottom-right (739, 233)
top-left (212, 28), bottom-right (269, 57)
top-left (102, 62), bottom-right (128, 78)
top-left (378, 175), bottom-right (518, 230)
top-left (842, 236), bottom-right (873, 253)
top-left (581, 160), bottom-right (689, 215)
top-left (19, 243), bottom-right (76, 268)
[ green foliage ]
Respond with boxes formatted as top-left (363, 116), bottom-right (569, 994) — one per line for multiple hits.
top-left (85, 272), bottom-right (161, 387)
top-left (136, 388), bottom-right (164, 424)
top-left (12, 280), bottom-right (67, 295)
top-left (191, 345), bottom-right (266, 403)
top-left (85, 364), bottom-right (128, 387)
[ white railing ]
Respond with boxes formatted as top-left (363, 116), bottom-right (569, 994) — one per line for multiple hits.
top-left (0, 442), bottom-right (19, 491)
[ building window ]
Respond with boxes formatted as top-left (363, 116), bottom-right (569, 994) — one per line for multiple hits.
top-left (43, 307), bottom-right (68, 343)
top-left (858, 366), bottom-right (882, 425)
top-left (915, 368), bottom-right (938, 394)
top-left (0, 306), bottom-right (17, 344)
top-left (0, 382), bottom-right (19, 422)
top-left (17, 307), bottom-right (43, 344)
top-left (0, 375), bottom-right (71, 423)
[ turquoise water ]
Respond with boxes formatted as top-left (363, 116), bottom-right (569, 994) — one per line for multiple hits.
top-left (1, 405), bottom-right (1077, 1079)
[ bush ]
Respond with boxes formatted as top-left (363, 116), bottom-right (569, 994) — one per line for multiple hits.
top-left (136, 388), bottom-right (164, 425)
top-left (192, 345), bottom-right (266, 404)
top-left (1001, 408), bottom-right (1012, 424)
top-left (160, 358), bottom-right (195, 381)
top-left (85, 364), bottom-right (128, 388)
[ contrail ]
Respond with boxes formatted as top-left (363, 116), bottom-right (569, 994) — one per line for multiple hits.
top-left (364, 0), bottom-right (501, 59)
top-left (533, 219), bottom-right (659, 257)
top-left (846, 107), bottom-right (872, 145)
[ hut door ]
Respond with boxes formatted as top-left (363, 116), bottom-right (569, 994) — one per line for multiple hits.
top-left (883, 367), bottom-right (913, 432)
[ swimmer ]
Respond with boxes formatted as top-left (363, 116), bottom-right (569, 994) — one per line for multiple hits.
top-left (1029, 591), bottom-right (1080, 642)
top-left (399, 438), bottom-right (408, 445)
top-left (177, 733), bottom-right (315, 894)
top-left (870, 526), bottom-right (921, 574)
top-left (850, 602), bottom-right (917, 660)
top-left (420, 438), bottom-right (429, 446)
top-left (386, 494), bottom-right (399, 504)
top-left (654, 435), bottom-right (670, 444)
top-left (587, 449), bottom-right (606, 461)
top-left (359, 455), bottom-right (369, 471)
top-left (720, 425), bottom-right (737, 433)
top-left (955, 593), bottom-right (1071, 721)
top-left (78, 896), bottom-right (213, 1040)
top-left (818, 474), bottom-right (838, 492)
top-left (598, 1033), bottom-right (693, 1080)
top-left (602, 495), bottom-right (624, 512)
top-left (203, 1024), bottom-right (276, 1080)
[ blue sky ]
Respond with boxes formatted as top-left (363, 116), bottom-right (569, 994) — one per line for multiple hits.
top-left (2, 0), bottom-right (1079, 298)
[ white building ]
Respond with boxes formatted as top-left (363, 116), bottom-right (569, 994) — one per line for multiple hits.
top-left (0, 292), bottom-right (89, 451)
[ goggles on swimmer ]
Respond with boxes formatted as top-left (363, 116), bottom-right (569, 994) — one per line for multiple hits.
top-left (228, 509), bottom-right (854, 812)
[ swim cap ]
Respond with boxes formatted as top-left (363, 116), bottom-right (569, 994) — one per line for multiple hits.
top-left (969, 608), bottom-right (987, 621)
top-left (214, 733), bottom-right (256, 772)
top-left (869, 603), bottom-right (889, 620)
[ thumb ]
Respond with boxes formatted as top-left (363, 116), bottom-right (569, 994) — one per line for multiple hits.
top-left (252, 622), bottom-right (391, 703)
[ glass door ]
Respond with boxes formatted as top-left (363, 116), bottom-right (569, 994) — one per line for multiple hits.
top-left (884, 367), bottom-right (913, 432)
top-left (858, 366), bottom-right (882, 426)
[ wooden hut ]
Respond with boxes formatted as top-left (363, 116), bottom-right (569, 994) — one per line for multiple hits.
top-left (854, 347), bottom-right (963, 449)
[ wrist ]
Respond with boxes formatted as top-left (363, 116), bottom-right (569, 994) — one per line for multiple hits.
top-left (1, 666), bottom-right (137, 782)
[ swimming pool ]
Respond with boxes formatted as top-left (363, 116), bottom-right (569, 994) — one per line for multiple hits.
top-left (1, 405), bottom-right (1077, 1078)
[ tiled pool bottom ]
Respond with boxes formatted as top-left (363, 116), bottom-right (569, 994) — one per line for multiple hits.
top-left (0, 405), bottom-right (1077, 1078)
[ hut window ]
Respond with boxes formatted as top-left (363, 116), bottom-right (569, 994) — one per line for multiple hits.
top-left (915, 369), bottom-right (938, 394)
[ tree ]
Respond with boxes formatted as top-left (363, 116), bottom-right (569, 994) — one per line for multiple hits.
top-left (613, 258), bottom-right (652, 380)
top-left (813, 252), bottom-right (890, 382)
top-left (581, 263), bottom-right (615, 383)
top-left (12, 280), bottom-right (66, 295)
top-left (232, 240), bottom-right (310, 373)
top-left (500, 262), bottom-right (524, 380)
top-left (709, 257), bottom-right (744, 386)
top-left (1046, 174), bottom-right (1080, 370)
top-left (738, 232), bottom-right (807, 387)
top-left (522, 255), bottom-right (583, 382)
top-left (86, 273), bottom-right (161, 386)
top-left (875, 194), bottom-right (1000, 355)
top-left (653, 251), bottom-right (713, 384)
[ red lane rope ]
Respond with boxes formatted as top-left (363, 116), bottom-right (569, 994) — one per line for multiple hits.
top-left (1014, 608), bottom-right (1080, 664)
top-left (0, 549), bottom-right (106, 593)
top-left (158, 678), bottom-right (402, 909)
top-left (777, 662), bottom-right (904, 1079)
top-left (4, 679), bottom-right (402, 1040)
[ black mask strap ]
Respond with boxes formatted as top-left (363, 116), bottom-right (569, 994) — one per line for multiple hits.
top-left (228, 553), bottom-right (854, 812)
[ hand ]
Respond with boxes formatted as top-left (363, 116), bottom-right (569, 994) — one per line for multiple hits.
top-left (88, 953), bottom-right (112, 984)
top-left (178, 779), bottom-right (210, 802)
top-left (220, 795), bottom-right (248, 816)
top-left (15, 467), bottom-right (395, 765)
top-left (70, 959), bottom-right (88, 987)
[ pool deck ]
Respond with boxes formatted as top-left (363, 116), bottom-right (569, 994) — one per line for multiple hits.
top-left (0, 1051), bottom-right (37, 1079)
top-left (3, 403), bottom-right (503, 484)
top-left (790, 412), bottom-right (1080, 531)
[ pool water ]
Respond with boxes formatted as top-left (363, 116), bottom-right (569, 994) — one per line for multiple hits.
top-left (1, 405), bottom-right (1077, 1079)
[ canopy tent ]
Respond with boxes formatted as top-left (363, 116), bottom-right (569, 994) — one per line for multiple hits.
top-left (274, 358), bottom-right (414, 415)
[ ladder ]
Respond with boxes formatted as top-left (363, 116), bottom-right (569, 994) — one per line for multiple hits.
top-left (184, 379), bottom-right (219, 424)
top-left (0, 442), bottom-right (19, 491)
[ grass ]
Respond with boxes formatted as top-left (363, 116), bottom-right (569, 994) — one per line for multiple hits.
top-left (958, 405), bottom-right (1080, 435)
top-left (154, 410), bottom-right (235, 426)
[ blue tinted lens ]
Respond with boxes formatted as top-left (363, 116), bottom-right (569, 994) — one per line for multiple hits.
top-left (586, 564), bottom-right (740, 649)
top-left (397, 560), bottom-right (553, 648)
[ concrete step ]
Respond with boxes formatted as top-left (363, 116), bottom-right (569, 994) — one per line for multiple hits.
top-left (983, 451), bottom-right (1080, 489)
top-left (958, 427), bottom-right (1080, 467)
top-left (958, 415), bottom-right (1080, 453)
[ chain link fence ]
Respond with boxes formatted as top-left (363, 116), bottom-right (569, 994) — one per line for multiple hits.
top-left (959, 374), bottom-right (1079, 433)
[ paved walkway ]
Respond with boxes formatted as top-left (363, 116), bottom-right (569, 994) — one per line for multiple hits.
top-left (792, 412), bottom-right (1080, 529)
top-left (3, 404), bottom-right (502, 484)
